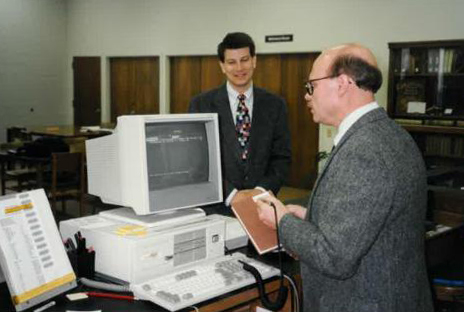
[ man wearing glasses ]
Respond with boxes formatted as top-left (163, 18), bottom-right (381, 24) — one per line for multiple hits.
top-left (256, 44), bottom-right (433, 312)
top-left (189, 32), bottom-right (291, 216)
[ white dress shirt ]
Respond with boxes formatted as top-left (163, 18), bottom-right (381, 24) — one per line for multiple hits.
top-left (333, 102), bottom-right (379, 147)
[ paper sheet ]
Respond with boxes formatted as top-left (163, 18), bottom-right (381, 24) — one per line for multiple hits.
top-left (0, 190), bottom-right (75, 309)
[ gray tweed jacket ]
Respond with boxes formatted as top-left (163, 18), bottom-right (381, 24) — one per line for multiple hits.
top-left (280, 108), bottom-right (433, 312)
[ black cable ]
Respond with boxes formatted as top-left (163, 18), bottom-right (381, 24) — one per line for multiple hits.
top-left (271, 203), bottom-right (285, 286)
top-left (288, 275), bottom-right (295, 312)
top-left (239, 201), bottom-right (289, 311)
top-left (284, 273), bottom-right (300, 312)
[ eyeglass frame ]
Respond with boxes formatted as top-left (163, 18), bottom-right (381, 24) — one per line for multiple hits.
top-left (304, 75), bottom-right (338, 95)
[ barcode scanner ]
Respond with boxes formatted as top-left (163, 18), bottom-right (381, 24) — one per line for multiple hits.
top-left (239, 198), bottom-right (289, 311)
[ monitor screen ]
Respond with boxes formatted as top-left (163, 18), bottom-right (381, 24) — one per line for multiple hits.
top-left (85, 114), bottom-right (222, 215)
top-left (146, 122), bottom-right (209, 190)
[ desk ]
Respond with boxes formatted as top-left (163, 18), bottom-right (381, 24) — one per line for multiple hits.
top-left (0, 152), bottom-right (50, 195)
top-left (28, 125), bottom-right (112, 139)
top-left (26, 125), bottom-right (112, 153)
top-left (0, 249), bottom-right (300, 312)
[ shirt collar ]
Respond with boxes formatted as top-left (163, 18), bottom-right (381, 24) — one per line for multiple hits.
top-left (226, 81), bottom-right (253, 100)
top-left (333, 101), bottom-right (379, 146)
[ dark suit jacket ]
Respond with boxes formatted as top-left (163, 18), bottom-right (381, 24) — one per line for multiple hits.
top-left (280, 108), bottom-right (433, 312)
top-left (189, 84), bottom-right (291, 215)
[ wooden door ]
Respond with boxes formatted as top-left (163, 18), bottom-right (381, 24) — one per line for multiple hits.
top-left (254, 53), bottom-right (319, 188)
top-left (169, 53), bottom-right (320, 189)
top-left (110, 57), bottom-right (159, 122)
top-left (170, 56), bottom-right (224, 113)
top-left (280, 53), bottom-right (319, 188)
top-left (73, 57), bottom-right (101, 126)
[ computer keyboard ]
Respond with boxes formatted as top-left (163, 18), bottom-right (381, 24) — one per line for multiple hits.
top-left (130, 252), bottom-right (280, 311)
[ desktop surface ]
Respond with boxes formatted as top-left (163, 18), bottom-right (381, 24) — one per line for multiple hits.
top-left (0, 247), bottom-right (300, 312)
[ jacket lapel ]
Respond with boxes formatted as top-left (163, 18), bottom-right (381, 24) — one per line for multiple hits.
top-left (246, 87), bottom-right (262, 162)
top-left (214, 85), bottom-right (243, 164)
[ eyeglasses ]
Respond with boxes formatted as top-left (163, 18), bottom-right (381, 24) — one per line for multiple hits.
top-left (304, 75), bottom-right (337, 95)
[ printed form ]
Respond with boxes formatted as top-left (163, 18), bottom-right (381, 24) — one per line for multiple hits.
top-left (0, 189), bottom-right (75, 311)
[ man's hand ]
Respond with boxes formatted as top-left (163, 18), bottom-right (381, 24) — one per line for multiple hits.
top-left (231, 189), bottom-right (264, 207)
top-left (255, 195), bottom-right (288, 230)
top-left (287, 204), bottom-right (307, 220)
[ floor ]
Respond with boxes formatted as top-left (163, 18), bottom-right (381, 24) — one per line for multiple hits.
top-left (278, 186), bottom-right (311, 206)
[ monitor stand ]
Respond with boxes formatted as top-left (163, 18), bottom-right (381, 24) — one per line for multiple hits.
top-left (99, 207), bottom-right (206, 228)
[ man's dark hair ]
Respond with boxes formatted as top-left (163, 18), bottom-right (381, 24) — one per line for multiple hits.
top-left (329, 55), bottom-right (382, 93)
top-left (217, 32), bottom-right (256, 63)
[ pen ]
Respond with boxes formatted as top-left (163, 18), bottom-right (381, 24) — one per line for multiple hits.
top-left (33, 300), bottom-right (55, 312)
top-left (86, 292), bottom-right (135, 301)
top-left (67, 238), bottom-right (76, 251)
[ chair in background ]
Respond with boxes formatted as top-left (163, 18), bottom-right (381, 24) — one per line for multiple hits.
top-left (1, 127), bottom-right (38, 193)
top-left (42, 152), bottom-right (85, 217)
top-left (6, 126), bottom-right (31, 145)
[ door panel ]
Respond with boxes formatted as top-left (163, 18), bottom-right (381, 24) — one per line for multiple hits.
top-left (170, 57), bottom-right (202, 114)
top-left (253, 54), bottom-right (282, 96)
top-left (281, 54), bottom-right (319, 188)
top-left (110, 57), bottom-right (159, 122)
top-left (169, 52), bottom-right (320, 189)
top-left (170, 56), bottom-right (224, 114)
top-left (200, 56), bottom-right (225, 92)
top-left (73, 57), bottom-right (101, 126)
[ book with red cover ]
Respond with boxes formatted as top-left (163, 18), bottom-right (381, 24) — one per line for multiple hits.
top-left (231, 196), bottom-right (278, 254)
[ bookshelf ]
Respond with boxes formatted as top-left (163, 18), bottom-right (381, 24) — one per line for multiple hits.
top-left (387, 40), bottom-right (464, 169)
top-left (388, 39), bottom-right (464, 121)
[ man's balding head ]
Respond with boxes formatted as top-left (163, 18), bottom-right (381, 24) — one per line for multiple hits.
top-left (328, 44), bottom-right (378, 66)
top-left (322, 43), bottom-right (382, 93)
top-left (305, 43), bottom-right (382, 127)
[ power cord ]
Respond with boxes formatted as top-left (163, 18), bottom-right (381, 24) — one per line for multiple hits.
top-left (239, 202), bottom-right (289, 311)
top-left (284, 273), bottom-right (300, 312)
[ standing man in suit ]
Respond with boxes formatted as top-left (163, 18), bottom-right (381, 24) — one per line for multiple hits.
top-left (189, 32), bottom-right (291, 216)
top-left (256, 44), bottom-right (433, 312)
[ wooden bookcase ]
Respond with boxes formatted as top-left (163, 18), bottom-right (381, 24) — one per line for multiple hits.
top-left (388, 40), bottom-right (464, 230)
top-left (387, 39), bottom-right (464, 169)
top-left (388, 39), bottom-right (464, 122)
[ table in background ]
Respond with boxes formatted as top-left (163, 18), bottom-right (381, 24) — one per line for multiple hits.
top-left (28, 125), bottom-right (113, 139)
top-left (27, 125), bottom-right (113, 153)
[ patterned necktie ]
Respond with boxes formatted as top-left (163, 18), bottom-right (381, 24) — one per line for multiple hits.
top-left (236, 94), bottom-right (251, 160)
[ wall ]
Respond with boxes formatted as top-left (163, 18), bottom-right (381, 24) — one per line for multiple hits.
top-left (0, 0), bottom-right (67, 142)
top-left (65, 0), bottom-right (464, 153)
top-left (2, 0), bottom-right (464, 151)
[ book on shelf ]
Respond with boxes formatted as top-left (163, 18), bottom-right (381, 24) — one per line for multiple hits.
top-left (456, 120), bottom-right (464, 128)
top-left (453, 49), bottom-right (464, 73)
top-left (438, 48), bottom-right (446, 74)
top-left (442, 49), bottom-right (456, 73)
top-left (427, 48), bottom-right (462, 74)
top-left (425, 119), bottom-right (455, 127)
top-left (394, 119), bottom-right (423, 126)
top-left (400, 48), bottom-right (410, 73)
top-left (428, 49), bottom-right (440, 73)
top-left (395, 78), bottom-right (426, 114)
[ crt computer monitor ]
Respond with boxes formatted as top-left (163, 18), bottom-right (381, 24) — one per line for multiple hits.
top-left (85, 113), bottom-right (223, 215)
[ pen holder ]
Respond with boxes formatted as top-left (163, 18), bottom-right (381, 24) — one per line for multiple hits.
top-left (68, 249), bottom-right (95, 278)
